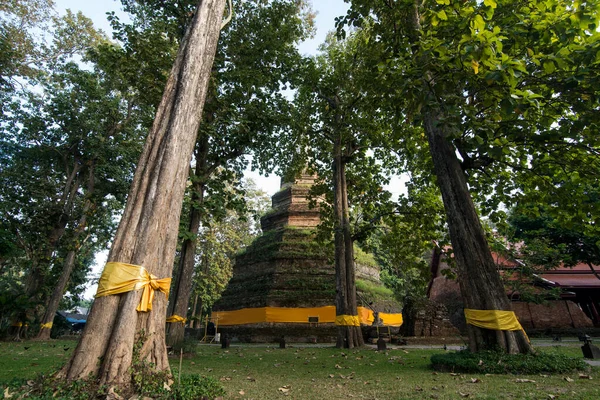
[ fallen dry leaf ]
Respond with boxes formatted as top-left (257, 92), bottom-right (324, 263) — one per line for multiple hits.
top-left (458, 392), bottom-right (470, 398)
top-left (335, 364), bottom-right (342, 369)
top-left (470, 378), bottom-right (481, 383)
top-left (4, 387), bottom-right (12, 399)
top-left (547, 395), bottom-right (556, 399)
top-left (219, 376), bottom-right (232, 381)
top-left (478, 360), bottom-right (483, 366)
top-left (514, 379), bottom-right (536, 383)
top-left (564, 377), bottom-right (574, 383)
top-left (238, 390), bottom-right (245, 395)
top-left (246, 376), bottom-right (256, 382)
top-left (278, 386), bottom-right (291, 394)
top-left (415, 386), bottom-right (423, 392)
top-left (107, 386), bottom-right (123, 400)
top-left (578, 374), bottom-right (592, 380)
top-left (329, 374), bottom-right (335, 378)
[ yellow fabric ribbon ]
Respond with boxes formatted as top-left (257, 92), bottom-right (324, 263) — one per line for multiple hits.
top-left (166, 315), bottom-right (187, 325)
top-left (95, 262), bottom-right (171, 312)
top-left (335, 315), bottom-right (360, 327)
top-left (464, 309), bottom-right (529, 341)
top-left (40, 322), bottom-right (53, 329)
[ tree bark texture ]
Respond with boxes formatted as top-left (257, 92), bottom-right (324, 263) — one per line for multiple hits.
top-left (59, 0), bottom-right (227, 388)
top-left (189, 292), bottom-right (199, 328)
top-left (166, 138), bottom-right (208, 346)
top-left (423, 108), bottom-right (532, 354)
top-left (333, 137), bottom-right (364, 348)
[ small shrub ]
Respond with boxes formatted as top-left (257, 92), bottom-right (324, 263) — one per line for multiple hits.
top-left (172, 337), bottom-right (199, 355)
top-left (431, 349), bottom-right (588, 374)
top-left (174, 374), bottom-right (226, 399)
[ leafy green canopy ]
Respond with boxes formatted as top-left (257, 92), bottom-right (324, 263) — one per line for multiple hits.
top-left (507, 198), bottom-right (600, 270)
top-left (338, 0), bottom-right (599, 227)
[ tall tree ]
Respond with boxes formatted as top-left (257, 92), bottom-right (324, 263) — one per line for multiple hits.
top-left (115, 0), bottom-right (314, 346)
top-left (58, 0), bottom-right (227, 393)
top-left (293, 30), bottom-right (398, 348)
top-left (30, 61), bottom-right (143, 339)
top-left (1, 57), bottom-right (143, 330)
top-left (340, 0), bottom-right (599, 353)
top-left (0, 2), bottom-right (121, 335)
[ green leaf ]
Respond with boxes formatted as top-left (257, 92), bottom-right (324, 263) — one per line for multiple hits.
top-left (484, 0), bottom-right (497, 9)
top-left (543, 60), bottom-right (555, 74)
top-left (472, 14), bottom-right (485, 33)
top-left (437, 10), bottom-right (448, 21)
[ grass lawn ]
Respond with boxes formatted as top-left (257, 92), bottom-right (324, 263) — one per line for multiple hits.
top-left (1, 339), bottom-right (598, 399)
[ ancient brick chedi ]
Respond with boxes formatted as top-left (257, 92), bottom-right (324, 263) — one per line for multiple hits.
top-left (212, 174), bottom-right (401, 342)
top-left (213, 173), bottom-right (334, 312)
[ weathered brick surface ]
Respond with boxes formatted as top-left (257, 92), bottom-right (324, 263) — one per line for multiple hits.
top-left (428, 275), bottom-right (594, 333)
top-left (512, 301), bottom-right (594, 330)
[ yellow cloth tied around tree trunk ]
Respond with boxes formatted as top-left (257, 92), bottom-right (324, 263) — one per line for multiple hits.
top-left (464, 309), bottom-right (529, 341)
top-left (335, 315), bottom-right (360, 326)
top-left (95, 262), bottom-right (171, 312)
top-left (166, 315), bottom-right (187, 325)
top-left (40, 322), bottom-right (53, 329)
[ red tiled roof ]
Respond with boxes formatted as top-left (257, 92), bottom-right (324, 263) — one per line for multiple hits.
top-left (538, 272), bottom-right (600, 289)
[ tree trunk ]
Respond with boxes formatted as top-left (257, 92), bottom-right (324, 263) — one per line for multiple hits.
top-left (423, 108), bottom-right (532, 354)
top-left (403, 2), bottom-right (532, 354)
top-left (24, 160), bottom-right (83, 326)
top-left (38, 165), bottom-right (97, 340)
top-left (166, 137), bottom-right (208, 347)
top-left (189, 292), bottom-right (199, 328)
top-left (24, 176), bottom-right (79, 301)
top-left (333, 137), bottom-right (364, 348)
top-left (58, 0), bottom-right (227, 391)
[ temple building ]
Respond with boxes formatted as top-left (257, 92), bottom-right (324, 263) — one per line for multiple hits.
top-left (211, 173), bottom-right (402, 342)
top-left (426, 249), bottom-right (598, 335)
